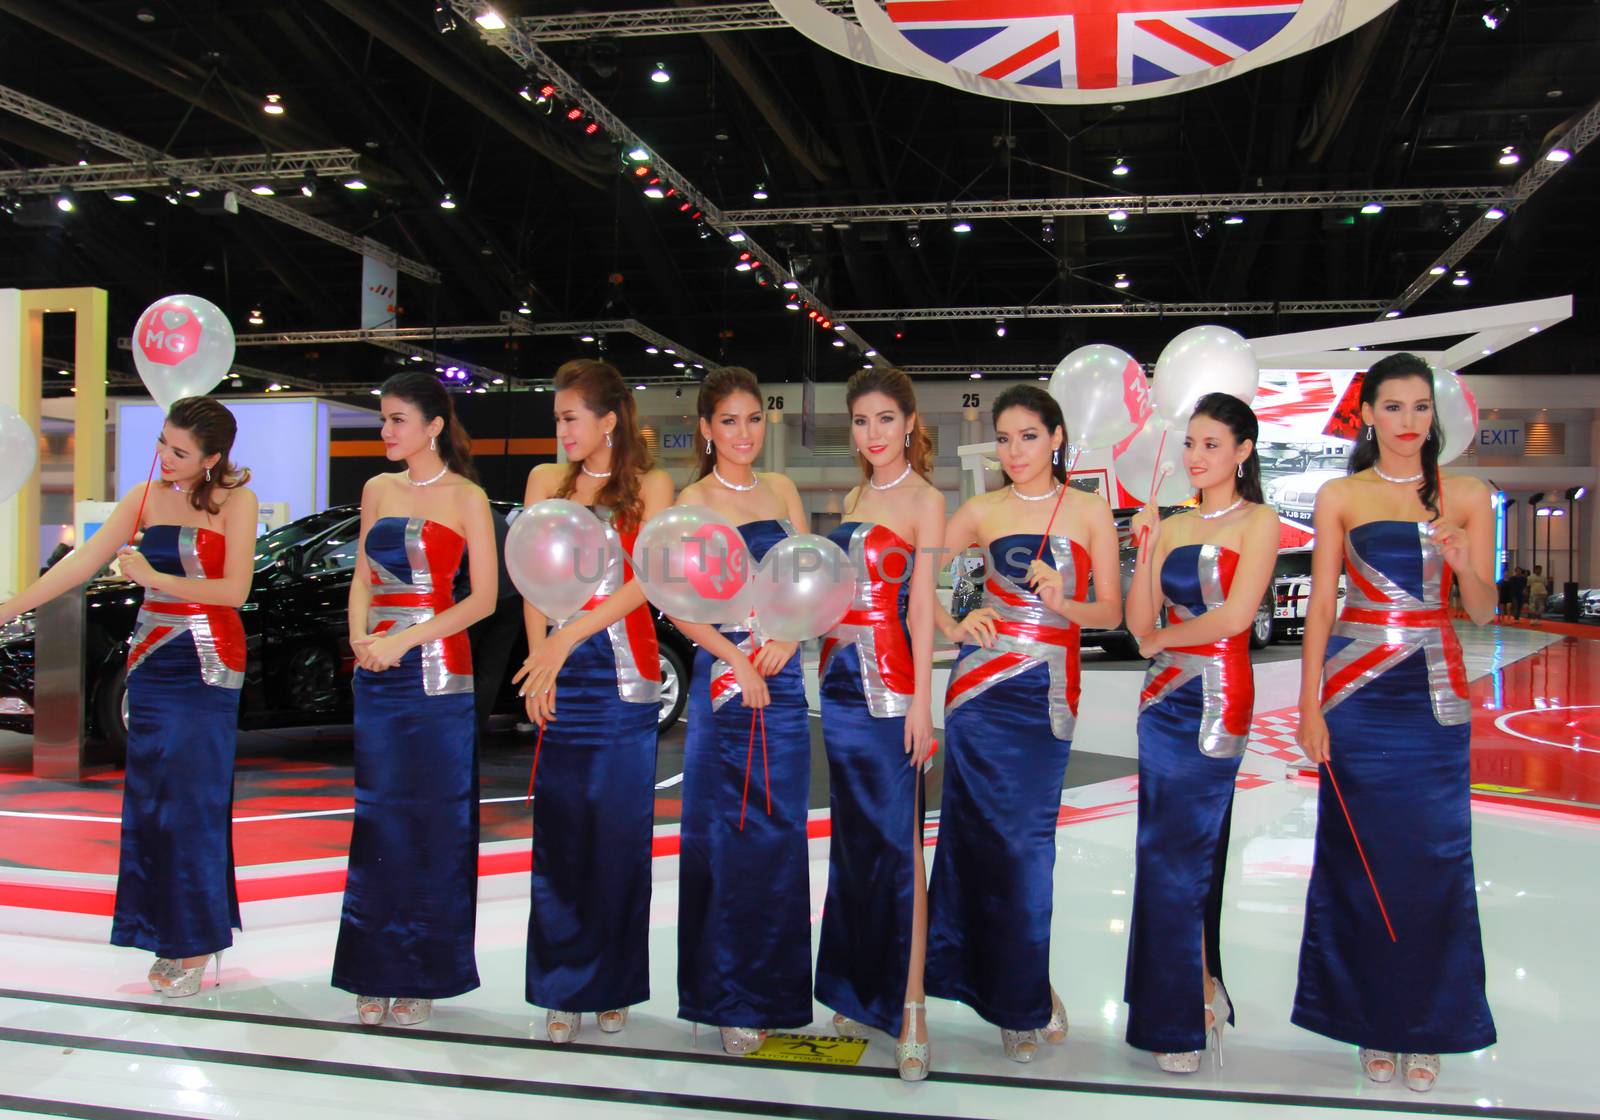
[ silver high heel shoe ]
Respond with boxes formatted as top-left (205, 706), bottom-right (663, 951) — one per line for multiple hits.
top-left (1403, 1053), bottom-right (1440, 1092)
top-left (148, 958), bottom-right (181, 992)
top-left (546, 1009), bottom-right (581, 1044)
top-left (1043, 989), bottom-right (1068, 1044)
top-left (1156, 977), bottom-right (1230, 1074)
top-left (597, 1007), bottom-right (628, 1034)
top-left (357, 996), bottom-right (390, 1026)
top-left (1001, 1028), bottom-right (1039, 1063)
top-left (391, 998), bottom-right (433, 1026)
top-left (830, 1012), bottom-right (868, 1038)
top-left (896, 1000), bottom-right (930, 1082)
top-left (1360, 1048), bottom-right (1398, 1083)
top-left (719, 1026), bottom-right (767, 1055)
top-left (160, 953), bottom-right (222, 999)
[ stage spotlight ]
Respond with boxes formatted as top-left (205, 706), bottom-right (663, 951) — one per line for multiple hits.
top-left (439, 192), bottom-right (457, 210)
top-left (262, 93), bottom-right (285, 116)
top-left (1482, 3), bottom-right (1510, 30)
top-left (1567, 486), bottom-right (1588, 501)
top-left (343, 177), bottom-right (367, 190)
top-left (752, 182), bottom-right (769, 200)
top-left (111, 192), bottom-right (137, 203)
top-left (906, 220), bottom-right (922, 248)
top-left (1108, 208), bottom-right (1129, 222)
top-left (1041, 217), bottom-right (1055, 243)
top-left (651, 62), bottom-right (671, 84)
top-left (474, 8), bottom-right (506, 30)
top-left (1452, 270), bottom-right (1471, 286)
top-left (247, 308), bottom-right (264, 325)
top-left (1192, 214), bottom-right (1212, 238)
top-left (1111, 155), bottom-right (1130, 177)
top-left (54, 191), bottom-right (74, 212)
top-left (1498, 144), bottom-right (1520, 166)
top-left (994, 319), bottom-right (1006, 338)
top-left (433, 2), bottom-right (457, 33)
top-left (1223, 214), bottom-right (1244, 225)
top-left (1545, 146), bottom-right (1572, 163)
top-left (951, 218), bottom-right (972, 233)
top-left (300, 172), bottom-right (317, 198)
top-left (1484, 206), bottom-right (1505, 220)
top-left (1360, 202), bottom-right (1384, 215)
top-left (1114, 273), bottom-right (1131, 289)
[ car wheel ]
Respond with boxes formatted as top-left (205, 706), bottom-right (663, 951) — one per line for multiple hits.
top-left (658, 644), bottom-right (688, 732)
top-left (94, 661), bottom-right (130, 761)
top-left (1250, 599), bottom-right (1274, 649)
top-left (283, 643), bottom-right (342, 712)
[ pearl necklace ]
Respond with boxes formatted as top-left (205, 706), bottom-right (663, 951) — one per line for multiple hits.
top-left (1012, 483), bottom-right (1061, 502)
top-left (170, 480), bottom-right (187, 493)
top-left (1374, 465), bottom-right (1424, 484)
top-left (869, 462), bottom-right (913, 491)
top-left (581, 463), bottom-right (612, 480)
top-left (1198, 496), bottom-right (1246, 521)
top-left (407, 465), bottom-right (449, 487)
top-left (712, 466), bottom-right (758, 492)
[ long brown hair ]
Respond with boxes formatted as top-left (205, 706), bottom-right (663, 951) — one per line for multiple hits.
top-left (165, 396), bottom-right (251, 515)
top-left (378, 371), bottom-right (479, 483)
top-left (552, 359), bottom-right (654, 533)
top-left (845, 367), bottom-right (933, 483)
top-left (693, 366), bottom-right (763, 481)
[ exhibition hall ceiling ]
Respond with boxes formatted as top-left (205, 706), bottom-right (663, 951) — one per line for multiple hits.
top-left (0, 0), bottom-right (1596, 392)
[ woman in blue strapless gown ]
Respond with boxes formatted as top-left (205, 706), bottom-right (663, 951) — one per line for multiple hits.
top-left (516, 359), bottom-right (676, 1045)
top-left (1294, 355), bottom-right (1498, 1093)
top-left (333, 372), bottom-right (499, 1028)
top-left (928, 385), bottom-right (1122, 1065)
top-left (814, 368), bottom-right (944, 1081)
top-left (1123, 393), bottom-right (1280, 1073)
top-left (0, 396), bottom-right (256, 998)
top-left (667, 367), bottom-right (815, 1056)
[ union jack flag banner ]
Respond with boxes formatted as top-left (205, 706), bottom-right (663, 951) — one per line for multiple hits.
top-left (770, 0), bottom-right (1396, 103)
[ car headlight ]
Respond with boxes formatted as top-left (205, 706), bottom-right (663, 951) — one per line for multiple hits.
top-left (0, 615), bottom-right (35, 644)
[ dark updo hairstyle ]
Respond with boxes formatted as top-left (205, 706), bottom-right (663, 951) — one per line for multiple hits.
top-left (552, 358), bottom-right (655, 533)
top-left (991, 384), bottom-right (1069, 484)
top-left (164, 396), bottom-right (251, 515)
top-left (1346, 352), bottom-right (1442, 519)
top-left (844, 366), bottom-right (934, 483)
top-left (378, 370), bottom-right (478, 483)
top-left (693, 366), bottom-right (763, 482)
top-left (1190, 392), bottom-right (1263, 505)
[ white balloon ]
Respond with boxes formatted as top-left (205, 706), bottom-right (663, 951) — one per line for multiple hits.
top-left (505, 500), bottom-right (610, 622)
top-left (1150, 325), bottom-right (1259, 426)
top-left (631, 506), bottom-right (753, 624)
top-left (0, 406), bottom-right (38, 506)
top-left (1114, 417), bottom-right (1194, 506)
top-left (131, 294), bottom-right (236, 411)
top-left (748, 534), bottom-right (856, 641)
top-left (1046, 344), bottom-right (1149, 450)
top-left (1433, 368), bottom-right (1478, 465)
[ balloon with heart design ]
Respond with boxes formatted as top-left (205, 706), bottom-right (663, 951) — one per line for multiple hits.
top-left (631, 506), bottom-right (753, 624)
top-left (131, 294), bottom-right (236, 411)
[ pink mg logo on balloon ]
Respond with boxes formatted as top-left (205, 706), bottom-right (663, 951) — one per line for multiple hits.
top-left (137, 302), bottom-right (204, 367)
top-left (683, 523), bottom-right (749, 601)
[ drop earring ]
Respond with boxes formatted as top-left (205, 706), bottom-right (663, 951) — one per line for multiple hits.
top-left (1053, 447), bottom-right (1060, 466)
top-left (606, 432), bottom-right (613, 448)
top-left (206, 467), bottom-right (212, 482)
top-left (1237, 462), bottom-right (1244, 478)
top-left (1365, 426), bottom-right (1373, 442)
top-left (705, 438), bottom-right (712, 455)
top-left (904, 432), bottom-right (911, 448)
top-left (430, 435), bottom-right (437, 451)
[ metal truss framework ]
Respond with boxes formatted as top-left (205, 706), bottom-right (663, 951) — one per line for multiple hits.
top-left (57, 355), bottom-right (323, 393)
top-left (1391, 96), bottom-right (1600, 312)
top-left (447, 1), bottom-right (885, 365)
top-left (0, 150), bottom-right (362, 194)
top-left (722, 186), bottom-right (1509, 227)
top-left (0, 85), bottom-right (440, 283)
top-left (838, 300), bottom-right (1389, 321)
top-left (511, 1), bottom-right (853, 39)
top-left (905, 364), bottom-right (1054, 378)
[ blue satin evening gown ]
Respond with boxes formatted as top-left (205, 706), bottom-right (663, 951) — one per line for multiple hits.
top-left (1292, 520), bottom-right (1496, 1053)
top-left (332, 517), bottom-right (480, 999)
top-left (678, 518), bottom-right (813, 1030)
top-left (112, 525), bottom-right (244, 958)
top-left (1125, 543), bottom-right (1254, 1052)
top-left (526, 507), bottom-right (660, 1013)
top-left (927, 533), bottom-right (1087, 1030)
top-left (815, 521), bottom-right (920, 1037)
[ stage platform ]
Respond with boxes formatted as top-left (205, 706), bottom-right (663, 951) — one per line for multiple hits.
top-left (0, 623), bottom-right (1595, 1119)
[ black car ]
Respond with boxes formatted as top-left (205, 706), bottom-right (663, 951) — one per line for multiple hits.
top-left (0, 504), bottom-right (695, 755)
top-left (947, 506), bottom-right (1273, 658)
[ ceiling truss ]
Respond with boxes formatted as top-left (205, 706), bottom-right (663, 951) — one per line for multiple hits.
top-left (511, 2), bottom-right (853, 40)
top-left (0, 149), bottom-right (362, 194)
top-left (0, 84), bottom-right (440, 282)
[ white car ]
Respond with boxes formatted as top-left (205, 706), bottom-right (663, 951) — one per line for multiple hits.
top-left (1272, 548), bottom-right (1347, 638)
top-left (1266, 455), bottom-right (1349, 519)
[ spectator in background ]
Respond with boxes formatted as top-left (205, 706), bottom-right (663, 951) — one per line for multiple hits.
top-left (1496, 573), bottom-right (1512, 621)
top-left (1510, 567), bottom-right (1528, 621)
top-left (1528, 565), bottom-right (1550, 618)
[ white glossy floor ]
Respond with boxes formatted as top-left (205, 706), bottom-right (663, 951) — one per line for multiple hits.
top-left (1, 626), bottom-right (1595, 1119)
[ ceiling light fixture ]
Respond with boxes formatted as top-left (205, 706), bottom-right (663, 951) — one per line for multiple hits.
top-left (343, 177), bottom-right (367, 190)
top-left (1107, 208), bottom-right (1129, 222)
top-left (1114, 273), bottom-right (1130, 289)
top-left (54, 191), bottom-right (74, 212)
top-left (626, 146), bottom-right (649, 161)
top-left (262, 93), bottom-right (285, 116)
top-left (1545, 146), bottom-right (1571, 163)
top-left (727, 229), bottom-right (747, 243)
top-left (1223, 213), bottom-right (1244, 225)
top-left (249, 183), bottom-right (275, 196)
top-left (1360, 201), bottom-right (1384, 215)
top-left (1498, 144), bottom-right (1521, 166)
top-left (1429, 264), bottom-right (1448, 275)
top-left (432, 2), bottom-right (457, 33)
top-left (1484, 206), bottom-right (1505, 220)
top-left (1111, 155), bottom-right (1130, 177)
top-left (1452, 270), bottom-right (1471, 287)
top-left (517, 300), bottom-right (532, 315)
top-left (752, 182), bottom-right (769, 200)
top-left (1482, 2), bottom-right (1510, 30)
top-left (951, 218), bottom-right (972, 233)
top-left (300, 172), bottom-right (316, 198)
top-left (247, 308), bottom-right (264, 325)
top-left (994, 319), bottom-right (1006, 337)
top-left (110, 191), bottom-right (136, 203)
top-left (1192, 213), bottom-right (1212, 238)
top-left (651, 62), bottom-right (671, 84)
top-left (474, 8), bottom-right (506, 30)
top-left (439, 192), bottom-right (457, 209)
